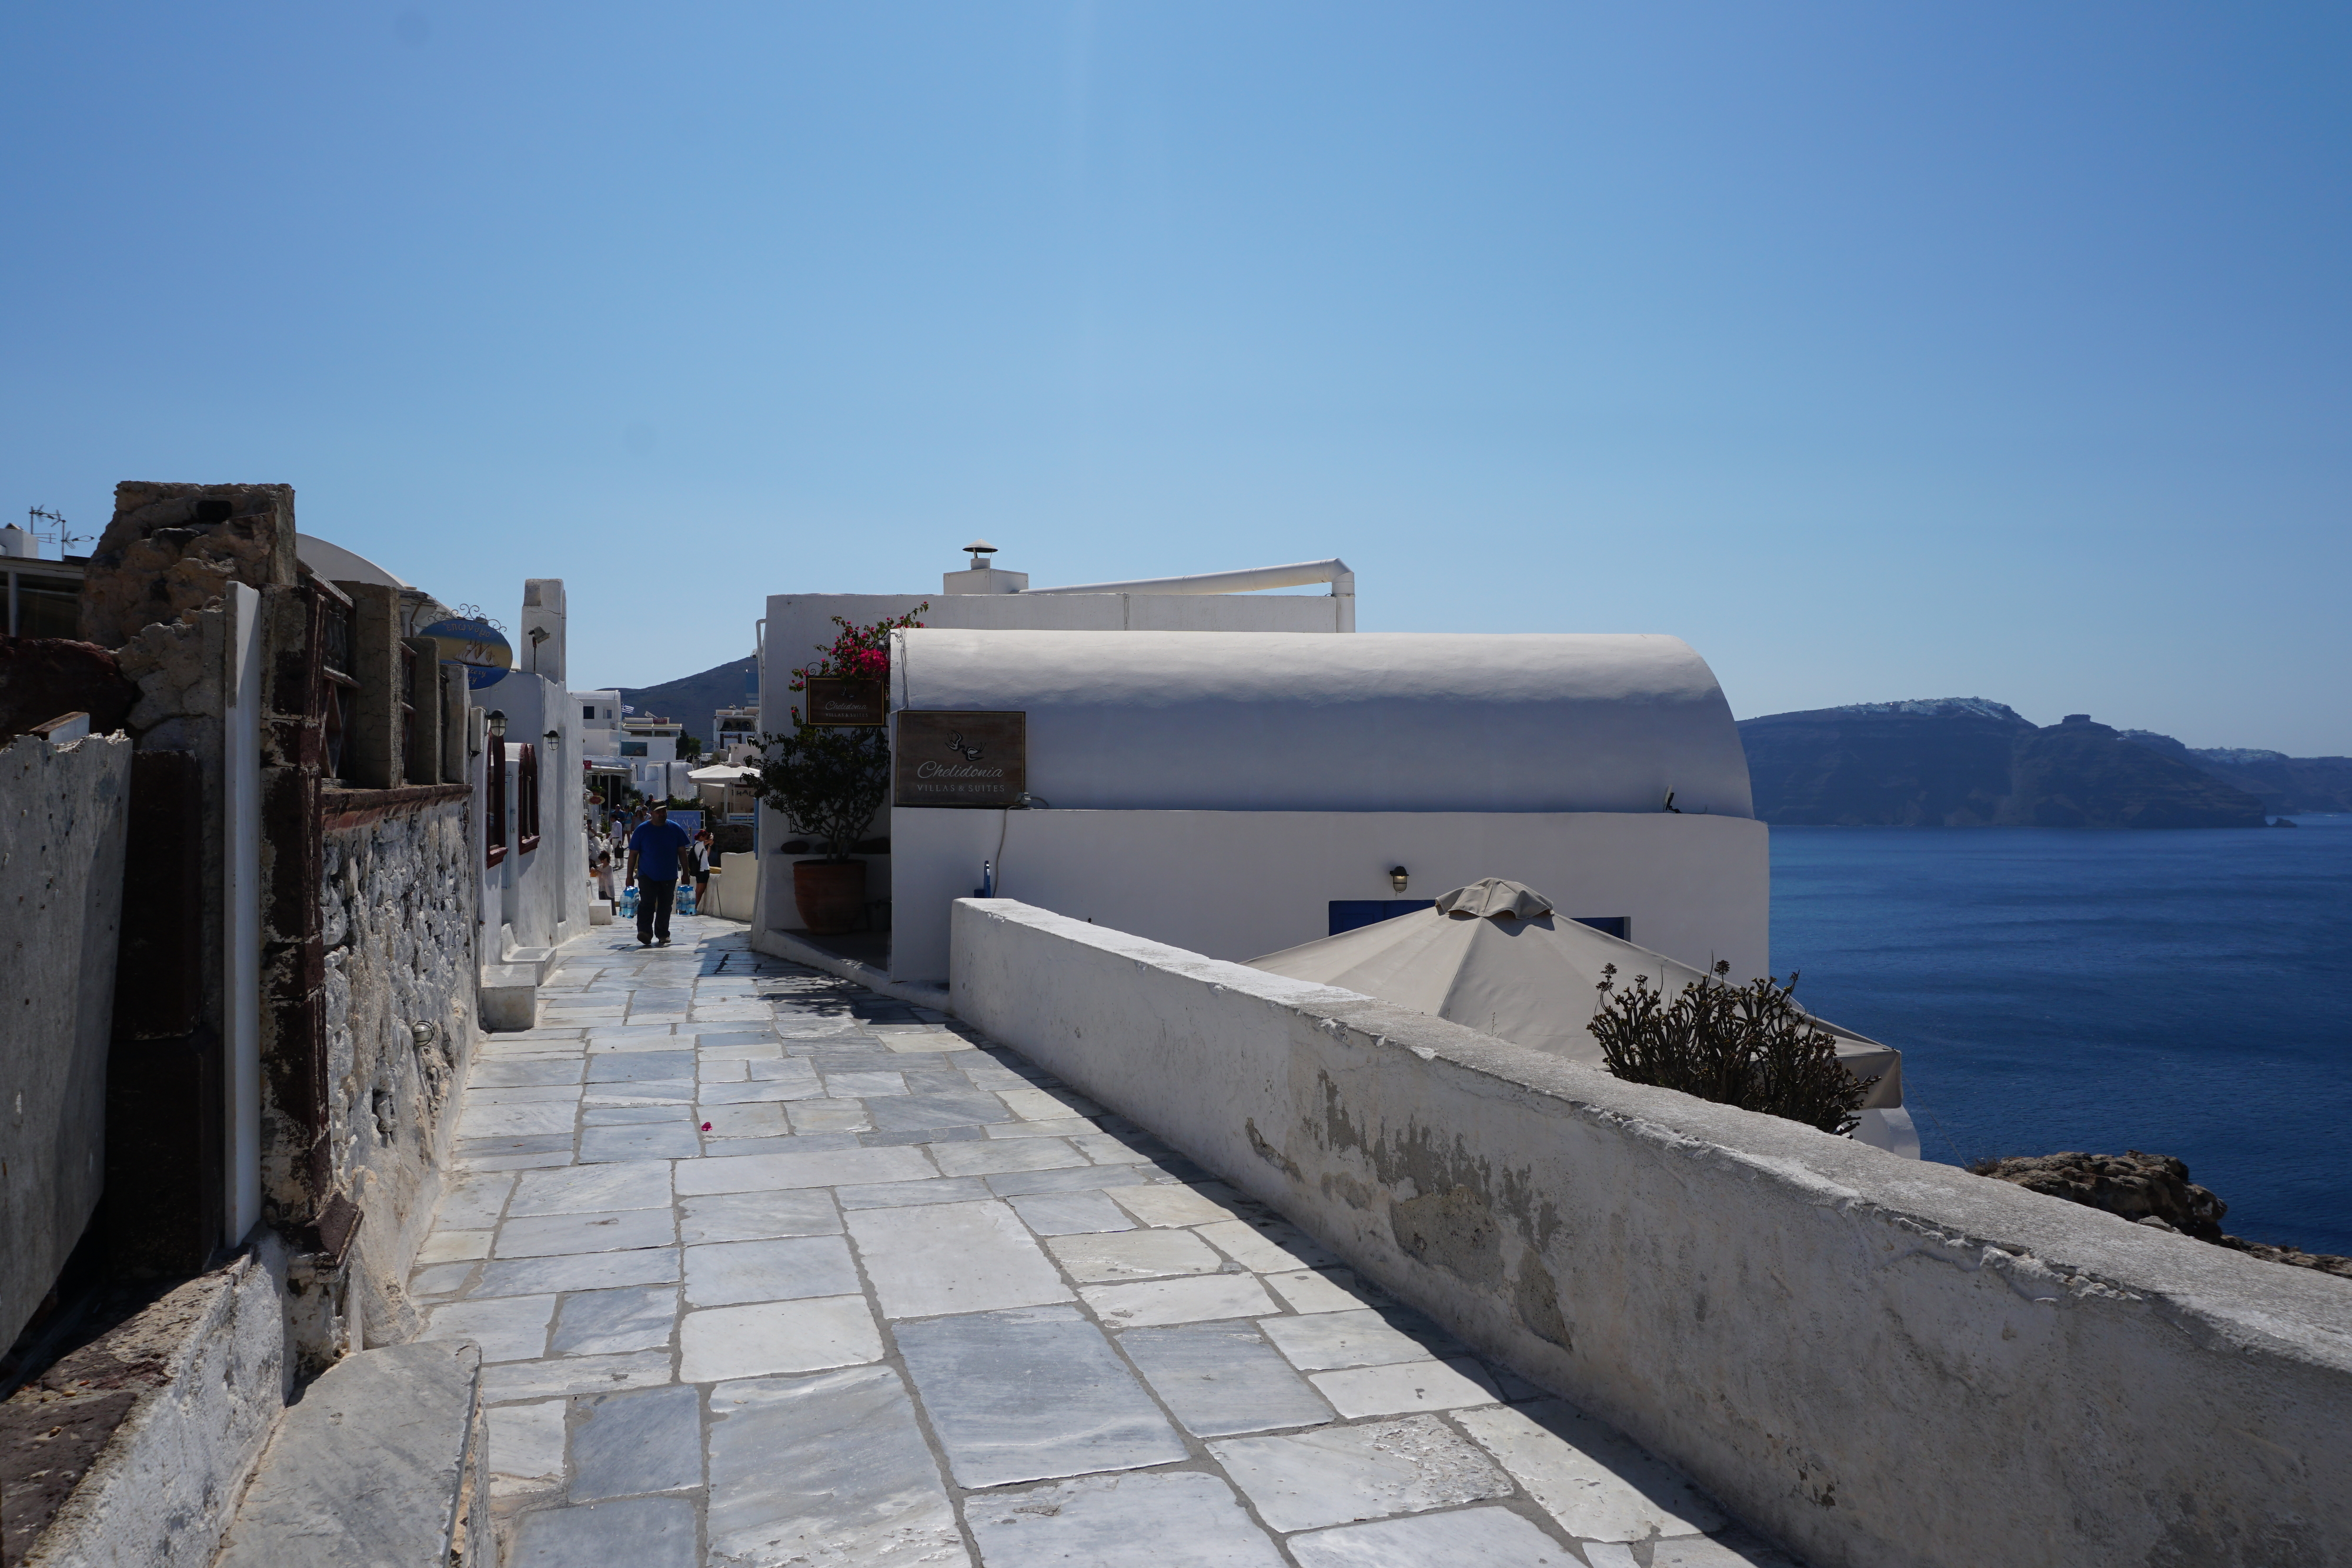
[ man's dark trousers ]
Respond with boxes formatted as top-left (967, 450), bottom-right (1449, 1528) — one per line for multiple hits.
top-left (637, 878), bottom-right (677, 943)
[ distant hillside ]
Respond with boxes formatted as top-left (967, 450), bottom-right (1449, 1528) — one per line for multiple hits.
top-left (1738, 700), bottom-right (2268, 828)
top-left (2117, 731), bottom-right (2352, 815)
top-left (617, 655), bottom-right (758, 748)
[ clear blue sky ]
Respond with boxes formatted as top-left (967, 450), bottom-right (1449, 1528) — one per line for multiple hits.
top-left (6, 4), bottom-right (2346, 751)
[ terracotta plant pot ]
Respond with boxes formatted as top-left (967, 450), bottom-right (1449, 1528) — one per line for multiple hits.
top-left (793, 859), bottom-right (867, 934)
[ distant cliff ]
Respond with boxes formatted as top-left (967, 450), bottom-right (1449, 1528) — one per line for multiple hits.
top-left (2117, 731), bottom-right (2352, 815)
top-left (1738, 700), bottom-right (2269, 828)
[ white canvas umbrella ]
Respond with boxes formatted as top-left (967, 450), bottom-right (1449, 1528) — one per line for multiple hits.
top-left (1249, 878), bottom-right (1902, 1112)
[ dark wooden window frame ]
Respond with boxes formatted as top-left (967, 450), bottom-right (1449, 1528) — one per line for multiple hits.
top-left (486, 741), bottom-right (508, 867)
top-left (517, 742), bottom-right (542, 854)
top-left (398, 642), bottom-right (417, 783)
top-left (318, 586), bottom-right (357, 783)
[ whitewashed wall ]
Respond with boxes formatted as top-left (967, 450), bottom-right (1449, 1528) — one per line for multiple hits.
top-left (471, 666), bottom-right (589, 958)
top-left (754, 589), bottom-right (1348, 941)
top-left (952, 900), bottom-right (2352, 1568)
top-left (887, 807), bottom-right (1766, 985)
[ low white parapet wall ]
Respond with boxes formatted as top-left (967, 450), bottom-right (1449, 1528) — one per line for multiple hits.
top-left (950, 898), bottom-right (2352, 1568)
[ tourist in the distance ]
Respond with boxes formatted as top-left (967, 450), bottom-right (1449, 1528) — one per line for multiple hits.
top-left (689, 828), bottom-right (714, 912)
top-left (625, 804), bottom-right (694, 946)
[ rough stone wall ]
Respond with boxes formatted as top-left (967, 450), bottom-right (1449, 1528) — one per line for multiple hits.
top-left (112, 611), bottom-right (226, 753)
top-left (318, 798), bottom-right (477, 1343)
top-left (78, 483), bottom-right (296, 652)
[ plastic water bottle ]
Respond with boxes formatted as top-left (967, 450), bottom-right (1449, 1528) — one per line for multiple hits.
top-left (620, 885), bottom-right (637, 918)
top-left (677, 882), bottom-right (697, 917)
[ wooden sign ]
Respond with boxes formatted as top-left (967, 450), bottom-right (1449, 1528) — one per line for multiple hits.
top-left (803, 677), bottom-right (887, 727)
top-left (893, 711), bottom-right (1027, 807)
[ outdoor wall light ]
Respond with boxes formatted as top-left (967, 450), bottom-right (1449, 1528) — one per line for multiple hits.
top-left (543, 729), bottom-right (560, 744)
top-left (1389, 865), bottom-right (1409, 893)
top-left (486, 710), bottom-right (507, 740)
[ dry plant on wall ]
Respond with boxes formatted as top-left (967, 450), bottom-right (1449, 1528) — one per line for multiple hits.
top-left (1587, 962), bottom-right (1875, 1135)
top-left (746, 606), bottom-right (928, 862)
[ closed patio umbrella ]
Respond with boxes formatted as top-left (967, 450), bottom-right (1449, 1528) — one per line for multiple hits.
top-left (1249, 878), bottom-right (1915, 1154)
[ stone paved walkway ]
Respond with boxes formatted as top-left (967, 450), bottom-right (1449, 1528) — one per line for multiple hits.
top-left (409, 916), bottom-right (1798, 1567)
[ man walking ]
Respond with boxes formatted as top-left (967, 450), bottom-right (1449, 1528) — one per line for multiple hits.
top-left (626, 804), bottom-right (695, 947)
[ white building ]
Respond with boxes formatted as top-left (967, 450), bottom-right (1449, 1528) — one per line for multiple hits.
top-left (877, 628), bottom-right (1760, 985)
top-left (753, 550), bottom-right (1357, 955)
top-left (748, 549), bottom-right (1761, 1000)
top-left (713, 704), bottom-right (760, 764)
top-left (468, 579), bottom-right (592, 1009)
top-left (573, 688), bottom-right (624, 758)
top-left (610, 713), bottom-right (694, 800)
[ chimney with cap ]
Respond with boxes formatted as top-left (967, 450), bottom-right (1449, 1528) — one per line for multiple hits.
top-left (943, 540), bottom-right (1029, 595)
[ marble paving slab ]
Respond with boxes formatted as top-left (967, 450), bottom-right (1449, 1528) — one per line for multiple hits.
top-left (893, 1306), bottom-right (1187, 1487)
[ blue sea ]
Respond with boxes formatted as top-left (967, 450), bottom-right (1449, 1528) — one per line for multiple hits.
top-left (1770, 817), bottom-right (2352, 1256)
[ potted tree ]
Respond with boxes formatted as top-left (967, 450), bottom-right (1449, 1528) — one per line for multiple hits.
top-left (747, 607), bottom-right (925, 934)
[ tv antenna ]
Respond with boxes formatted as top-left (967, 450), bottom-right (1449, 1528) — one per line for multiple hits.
top-left (26, 506), bottom-right (90, 553)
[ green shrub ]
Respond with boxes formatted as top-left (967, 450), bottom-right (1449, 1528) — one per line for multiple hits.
top-left (1586, 961), bottom-right (1875, 1135)
top-left (747, 725), bottom-right (890, 861)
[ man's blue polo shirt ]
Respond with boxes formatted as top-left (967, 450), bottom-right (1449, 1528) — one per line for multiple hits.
top-left (629, 820), bottom-right (694, 883)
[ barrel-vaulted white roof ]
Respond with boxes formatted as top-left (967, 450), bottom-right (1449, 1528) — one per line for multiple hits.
top-left (892, 629), bottom-right (1753, 817)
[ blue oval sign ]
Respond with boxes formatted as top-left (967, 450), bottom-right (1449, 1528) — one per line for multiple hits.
top-left (417, 616), bottom-right (514, 690)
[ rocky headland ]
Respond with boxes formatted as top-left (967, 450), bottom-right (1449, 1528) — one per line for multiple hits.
top-left (1971, 1149), bottom-right (2352, 1279)
top-left (1737, 699), bottom-right (2272, 827)
top-left (2117, 730), bottom-right (2352, 816)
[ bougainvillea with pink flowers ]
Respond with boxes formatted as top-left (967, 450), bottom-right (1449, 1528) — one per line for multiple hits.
top-left (786, 603), bottom-right (928, 707)
top-left (748, 605), bottom-right (932, 861)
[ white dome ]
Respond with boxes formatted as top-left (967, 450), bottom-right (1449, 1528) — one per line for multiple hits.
top-left (892, 630), bottom-right (1753, 817)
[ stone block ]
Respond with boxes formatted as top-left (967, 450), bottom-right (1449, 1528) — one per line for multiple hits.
top-left (569, 1385), bottom-right (703, 1500)
top-left (1454, 1401), bottom-right (1725, 1544)
top-left (706, 1366), bottom-right (965, 1567)
top-left (1287, 1506), bottom-right (1572, 1567)
top-left (1208, 1416), bottom-right (1512, 1534)
top-left (965, 1471), bottom-right (1281, 1567)
top-left (1118, 1321), bottom-right (1338, 1438)
top-left (213, 1340), bottom-right (485, 1568)
top-left (480, 971), bottom-right (540, 1033)
top-left (509, 1496), bottom-right (697, 1568)
top-left (893, 1305), bottom-right (1185, 1487)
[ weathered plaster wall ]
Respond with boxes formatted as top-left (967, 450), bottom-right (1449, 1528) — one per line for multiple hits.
top-left (318, 798), bottom-right (477, 1342)
top-left (951, 900), bottom-right (2352, 1568)
top-left (0, 730), bottom-right (131, 1348)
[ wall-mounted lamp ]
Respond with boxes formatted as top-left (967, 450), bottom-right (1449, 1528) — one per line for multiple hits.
top-left (486, 709), bottom-right (507, 741)
top-left (526, 626), bottom-right (549, 644)
top-left (1389, 865), bottom-right (1409, 894)
top-left (543, 729), bottom-right (560, 744)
